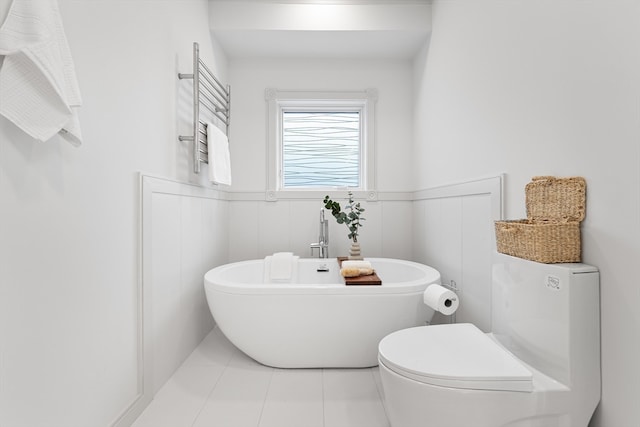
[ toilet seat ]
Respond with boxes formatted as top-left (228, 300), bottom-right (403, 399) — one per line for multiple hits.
top-left (378, 323), bottom-right (533, 392)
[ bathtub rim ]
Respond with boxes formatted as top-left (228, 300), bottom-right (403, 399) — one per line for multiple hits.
top-left (204, 257), bottom-right (441, 296)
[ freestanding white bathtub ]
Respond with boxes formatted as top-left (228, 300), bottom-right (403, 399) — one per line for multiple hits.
top-left (204, 257), bottom-right (441, 368)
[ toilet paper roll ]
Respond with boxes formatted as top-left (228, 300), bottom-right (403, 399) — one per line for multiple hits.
top-left (423, 284), bottom-right (459, 316)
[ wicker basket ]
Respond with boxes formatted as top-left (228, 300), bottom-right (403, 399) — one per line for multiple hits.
top-left (495, 176), bottom-right (586, 263)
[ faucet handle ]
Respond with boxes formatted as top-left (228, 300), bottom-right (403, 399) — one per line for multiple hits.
top-left (310, 243), bottom-right (320, 256)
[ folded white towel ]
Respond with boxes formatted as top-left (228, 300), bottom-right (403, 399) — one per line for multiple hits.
top-left (207, 123), bottom-right (231, 185)
top-left (264, 252), bottom-right (298, 283)
top-left (0, 0), bottom-right (83, 145)
top-left (270, 252), bottom-right (294, 280)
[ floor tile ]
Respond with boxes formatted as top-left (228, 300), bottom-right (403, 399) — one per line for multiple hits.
top-left (192, 350), bottom-right (274, 427)
top-left (132, 326), bottom-right (391, 427)
top-left (371, 366), bottom-right (386, 401)
top-left (323, 369), bottom-right (389, 427)
top-left (258, 368), bottom-right (324, 427)
top-left (182, 327), bottom-right (236, 367)
top-left (131, 364), bottom-right (225, 427)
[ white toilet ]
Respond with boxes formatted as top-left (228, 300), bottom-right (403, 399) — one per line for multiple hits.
top-left (378, 253), bottom-right (601, 427)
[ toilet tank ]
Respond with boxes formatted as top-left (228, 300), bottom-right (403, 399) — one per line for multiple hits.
top-left (491, 253), bottom-right (600, 390)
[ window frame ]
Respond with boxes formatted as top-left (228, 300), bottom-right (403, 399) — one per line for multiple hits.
top-left (266, 88), bottom-right (377, 201)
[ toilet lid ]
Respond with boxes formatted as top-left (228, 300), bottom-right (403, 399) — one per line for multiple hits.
top-left (378, 323), bottom-right (533, 392)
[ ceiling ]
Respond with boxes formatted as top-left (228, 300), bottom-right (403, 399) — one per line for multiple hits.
top-left (212, 30), bottom-right (430, 60)
top-left (209, 1), bottom-right (432, 60)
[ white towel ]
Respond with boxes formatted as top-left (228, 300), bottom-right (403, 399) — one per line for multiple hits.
top-left (264, 252), bottom-right (298, 283)
top-left (0, 0), bottom-right (82, 145)
top-left (207, 123), bottom-right (231, 185)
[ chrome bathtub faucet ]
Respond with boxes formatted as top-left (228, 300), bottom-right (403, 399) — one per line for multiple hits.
top-left (310, 209), bottom-right (329, 258)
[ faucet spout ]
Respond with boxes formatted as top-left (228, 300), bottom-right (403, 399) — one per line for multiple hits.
top-left (310, 208), bottom-right (329, 258)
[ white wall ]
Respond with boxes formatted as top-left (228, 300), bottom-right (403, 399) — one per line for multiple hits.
top-left (0, 1), bottom-right (228, 426)
top-left (226, 58), bottom-right (416, 261)
top-left (3, 1), bottom-right (637, 426)
top-left (414, 1), bottom-right (640, 426)
top-left (229, 58), bottom-right (414, 192)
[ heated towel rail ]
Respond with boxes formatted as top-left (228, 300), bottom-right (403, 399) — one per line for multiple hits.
top-left (178, 42), bottom-right (230, 174)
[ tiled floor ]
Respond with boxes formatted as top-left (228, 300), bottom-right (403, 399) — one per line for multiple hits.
top-left (132, 327), bottom-right (390, 427)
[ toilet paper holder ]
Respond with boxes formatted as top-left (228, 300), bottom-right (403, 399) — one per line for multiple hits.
top-left (424, 280), bottom-right (459, 325)
top-left (444, 281), bottom-right (458, 324)
top-left (443, 279), bottom-right (458, 292)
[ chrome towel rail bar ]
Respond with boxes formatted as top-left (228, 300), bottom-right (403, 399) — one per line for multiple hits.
top-left (178, 42), bottom-right (230, 174)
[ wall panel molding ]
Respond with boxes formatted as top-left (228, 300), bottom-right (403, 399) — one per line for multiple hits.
top-left (412, 174), bottom-right (504, 331)
top-left (110, 174), bottom-right (228, 427)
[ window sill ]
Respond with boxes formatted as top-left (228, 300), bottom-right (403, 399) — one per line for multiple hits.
top-left (265, 189), bottom-right (378, 202)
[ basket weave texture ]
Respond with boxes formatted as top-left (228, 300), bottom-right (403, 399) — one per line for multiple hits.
top-left (495, 176), bottom-right (586, 263)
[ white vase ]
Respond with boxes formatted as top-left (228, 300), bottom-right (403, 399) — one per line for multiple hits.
top-left (348, 242), bottom-right (363, 260)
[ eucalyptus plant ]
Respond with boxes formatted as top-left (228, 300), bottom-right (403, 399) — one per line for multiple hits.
top-left (323, 191), bottom-right (365, 243)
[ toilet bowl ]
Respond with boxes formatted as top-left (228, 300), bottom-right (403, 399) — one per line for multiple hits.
top-left (379, 324), bottom-right (571, 427)
top-left (377, 254), bottom-right (601, 427)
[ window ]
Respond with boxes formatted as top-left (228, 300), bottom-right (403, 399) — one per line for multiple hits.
top-left (282, 110), bottom-right (361, 188)
top-left (266, 89), bottom-right (377, 199)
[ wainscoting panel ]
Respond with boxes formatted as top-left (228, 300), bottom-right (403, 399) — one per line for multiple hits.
top-left (413, 176), bottom-right (503, 331)
top-left (112, 175), bottom-right (228, 427)
top-left (227, 198), bottom-right (414, 262)
top-left (144, 175), bottom-right (229, 392)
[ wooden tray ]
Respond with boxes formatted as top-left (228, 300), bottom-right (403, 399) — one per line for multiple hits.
top-left (337, 257), bottom-right (382, 286)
